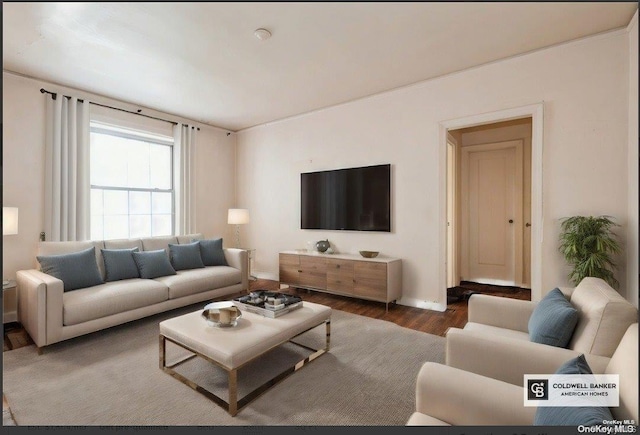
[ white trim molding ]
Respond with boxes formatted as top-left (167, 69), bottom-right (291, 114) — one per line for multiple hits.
top-left (438, 102), bottom-right (544, 303)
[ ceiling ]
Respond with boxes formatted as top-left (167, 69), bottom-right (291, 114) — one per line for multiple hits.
top-left (3, 2), bottom-right (637, 131)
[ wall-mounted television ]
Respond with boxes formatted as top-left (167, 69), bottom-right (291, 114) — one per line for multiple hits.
top-left (301, 164), bottom-right (391, 232)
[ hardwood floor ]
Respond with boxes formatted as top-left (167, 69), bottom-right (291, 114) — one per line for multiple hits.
top-left (249, 278), bottom-right (530, 337)
top-left (2, 278), bottom-right (531, 353)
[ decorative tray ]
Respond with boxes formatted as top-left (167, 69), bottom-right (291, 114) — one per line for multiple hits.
top-left (233, 291), bottom-right (302, 318)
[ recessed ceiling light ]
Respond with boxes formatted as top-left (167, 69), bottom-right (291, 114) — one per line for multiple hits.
top-left (254, 28), bottom-right (272, 41)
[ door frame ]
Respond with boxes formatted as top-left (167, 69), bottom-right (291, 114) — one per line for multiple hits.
top-left (460, 140), bottom-right (524, 287)
top-left (438, 103), bottom-right (543, 302)
top-left (446, 133), bottom-right (458, 289)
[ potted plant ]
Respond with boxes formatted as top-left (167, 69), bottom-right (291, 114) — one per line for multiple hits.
top-left (558, 215), bottom-right (621, 288)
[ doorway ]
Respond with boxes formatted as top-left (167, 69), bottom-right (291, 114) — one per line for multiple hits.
top-left (447, 117), bottom-right (533, 296)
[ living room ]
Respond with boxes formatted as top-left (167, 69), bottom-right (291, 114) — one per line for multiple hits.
top-left (2, 2), bottom-right (639, 429)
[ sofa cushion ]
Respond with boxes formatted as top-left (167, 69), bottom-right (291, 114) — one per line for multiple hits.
top-left (37, 247), bottom-right (104, 291)
top-left (568, 277), bottom-right (638, 357)
top-left (133, 250), bottom-right (177, 279)
top-left (37, 240), bottom-right (106, 281)
top-left (102, 248), bottom-right (140, 282)
top-left (103, 238), bottom-right (143, 251)
top-left (528, 288), bottom-right (578, 348)
top-left (534, 354), bottom-right (613, 426)
top-left (154, 266), bottom-right (241, 299)
top-left (177, 233), bottom-right (203, 244)
top-left (196, 238), bottom-right (228, 266)
top-left (168, 242), bottom-right (205, 271)
top-left (62, 279), bottom-right (169, 326)
top-left (463, 322), bottom-right (531, 342)
top-left (140, 236), bottom-right (178, 253)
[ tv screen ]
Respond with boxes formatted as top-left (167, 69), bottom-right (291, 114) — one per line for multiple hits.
top-left (301, 164), bottom-right (391, 232)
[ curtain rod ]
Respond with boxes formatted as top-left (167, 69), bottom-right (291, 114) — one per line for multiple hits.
top-left (39, 88), bottom-right (200, 131)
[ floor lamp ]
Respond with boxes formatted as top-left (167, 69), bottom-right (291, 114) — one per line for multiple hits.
top-left (3, 207), bottom-right (19, 286)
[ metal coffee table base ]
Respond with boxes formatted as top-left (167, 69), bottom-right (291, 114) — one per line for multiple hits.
top-left (159, 319), bottom-right (330, 416)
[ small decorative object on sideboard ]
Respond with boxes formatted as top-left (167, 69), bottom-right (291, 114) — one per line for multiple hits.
top-left (316, 239), bottom-right (330, 253)
top-left (359, 250), bottom-right (379, 258)
top-left (202, 301), bottom-right (242, 328)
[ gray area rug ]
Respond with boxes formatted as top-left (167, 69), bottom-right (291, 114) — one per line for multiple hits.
top-left (2, 304), bottom-right (445, 426)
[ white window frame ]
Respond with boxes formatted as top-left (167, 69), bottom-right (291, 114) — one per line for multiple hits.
top-left (89, 122), bottom-right (176, 240)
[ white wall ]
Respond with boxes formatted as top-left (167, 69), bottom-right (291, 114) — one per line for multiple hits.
top-left (2, 72), bottom-right (237, 281)
top-left (237, 29), bottom-right (632, 308)
top-left (627, 10), bottom-right (639, 307)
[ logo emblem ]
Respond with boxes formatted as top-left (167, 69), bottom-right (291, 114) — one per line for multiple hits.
top-left (527, 379), bottom-right (549, 400)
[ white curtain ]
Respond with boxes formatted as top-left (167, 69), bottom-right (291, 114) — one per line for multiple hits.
top-left (173, 124), bottom-right (197, 235)
top-left (44, 95), bottom-right (91, 241)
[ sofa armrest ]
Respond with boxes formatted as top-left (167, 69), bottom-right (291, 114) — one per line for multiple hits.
top-left (223, 248), bottom-right (249, 291)
top-left (467, 294), bottom-right (537, 332)
top-left (415, 362), bottom-right (536, 426)
top-left (445, 328), bottom-right (611, 386)
top-left (16, 269), bottom-right (64, 348)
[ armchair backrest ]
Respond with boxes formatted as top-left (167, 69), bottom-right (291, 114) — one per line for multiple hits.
top-left (568, 278), bottom-right (637, 357)
top-left (605, 323), bottom-right (638, 422)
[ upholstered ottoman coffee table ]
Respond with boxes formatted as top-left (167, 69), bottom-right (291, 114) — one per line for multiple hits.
top-left (159, 301), bottom-right (331, 416)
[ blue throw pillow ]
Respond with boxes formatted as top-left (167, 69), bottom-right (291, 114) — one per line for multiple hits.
top-left (528, 288), bottom-right (578, 348)
top-left (37, 247), bottom-right (104, 291)
top-left (102, 248), bottom-right (140, 282)
top-left (132, 250), bottom-right (177, 279)
top-left (534, 355), bottom-right (614, 425)
top-left (168, 242), bottom-right (205, 271)
top-left (196, 238), bottom-right (227, 266)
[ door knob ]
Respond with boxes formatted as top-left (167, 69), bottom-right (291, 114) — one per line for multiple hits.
top-left (508, 219), bottom-right (514, 224)
top-left (526, 223), bottom-right (531, 227)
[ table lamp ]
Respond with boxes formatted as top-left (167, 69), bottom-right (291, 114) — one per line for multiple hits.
top-left (227, 208), bottom-right (249, 248)
top-left (3, 207), bottom-right (19, 286)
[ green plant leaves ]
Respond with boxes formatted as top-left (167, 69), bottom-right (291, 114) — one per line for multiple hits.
top-left (558, 215), bottom-right (620, 288)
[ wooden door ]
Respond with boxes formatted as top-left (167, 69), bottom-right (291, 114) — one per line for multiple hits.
top-left (461, 140), bottom-right (523, 286)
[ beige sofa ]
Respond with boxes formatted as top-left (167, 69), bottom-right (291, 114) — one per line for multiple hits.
top-left (407, 323), bottom-right (638, 426)
top-left (446, 277), bottom-right (638, 386)
top-left (16, 233), bottom-right (248, 351)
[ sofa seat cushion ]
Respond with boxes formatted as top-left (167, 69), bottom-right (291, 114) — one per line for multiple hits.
top-left (154, 266), bottom-right (242, 299)
top-left (463, 322), bottom-right (530, 341)
top-left (63, 279), bottom-right (169, 326)
top-left (406, 412), bottom-right (449, 426)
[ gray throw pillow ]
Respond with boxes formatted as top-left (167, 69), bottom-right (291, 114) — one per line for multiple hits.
top-left (168, 242), bottom-right (205, 270)
top-left (102, 248), bottom-right (140, 282)
top-left (528, 288), bottom-right (579, 348)
top-left (132, 250), bottom-right (177, 279)
top-left (534, 354), bottom-right (614, 425)
top-left (37, 247), bottom-right (104, 291)
top-left (196, 238), bottom-right (228, 266)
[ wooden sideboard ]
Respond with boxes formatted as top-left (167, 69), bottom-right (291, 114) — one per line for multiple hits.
top-left (279, 251), bottom-right (402, 311)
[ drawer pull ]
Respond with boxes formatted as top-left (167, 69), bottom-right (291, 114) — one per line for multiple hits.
top-left (336, 265), bottom-right (340, 269)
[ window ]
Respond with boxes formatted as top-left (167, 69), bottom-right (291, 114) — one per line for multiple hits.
top-left (90, 123), bottom-right (174, 240)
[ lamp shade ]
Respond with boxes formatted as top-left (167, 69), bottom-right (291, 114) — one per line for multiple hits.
top-left (3, 207), bottom-right (19, 235)
top-left (228, 208), bottom-right (250, 225)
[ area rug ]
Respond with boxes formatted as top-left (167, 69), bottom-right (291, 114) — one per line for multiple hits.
top-left (2, 304), bottom-right (445, 426)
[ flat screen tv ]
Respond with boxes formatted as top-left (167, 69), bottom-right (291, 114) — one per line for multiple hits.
top-left (301, 164), bottom-right (391, 232)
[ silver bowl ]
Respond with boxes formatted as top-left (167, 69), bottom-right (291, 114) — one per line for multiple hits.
top-left (359, 250), bottom-right (379, 258)
top-left (202, 301), bottom-right (242, 327)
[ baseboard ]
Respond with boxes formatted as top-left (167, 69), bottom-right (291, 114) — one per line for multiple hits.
top-left (397, 297), bottom-right (447, 312)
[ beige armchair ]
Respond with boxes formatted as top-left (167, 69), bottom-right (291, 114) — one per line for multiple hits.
top-left (446, 277), bottom-right (637, 386)
top-left (407, 323), bottom-right (638, 426)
